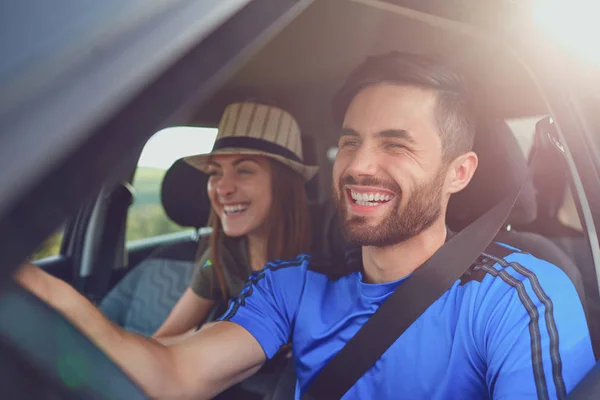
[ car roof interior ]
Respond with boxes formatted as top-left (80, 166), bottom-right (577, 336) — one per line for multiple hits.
top-left (184, 0), bottom-right (547, 198)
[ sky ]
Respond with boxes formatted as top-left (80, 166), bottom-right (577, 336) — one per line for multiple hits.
top-left (138, 126), bottom-right (218, 170)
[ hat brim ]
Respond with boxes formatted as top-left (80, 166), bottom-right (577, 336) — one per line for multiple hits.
top-left (184, 148), bottom-right (319, 181)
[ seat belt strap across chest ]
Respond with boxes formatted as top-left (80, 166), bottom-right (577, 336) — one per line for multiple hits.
top-left (302, 177), bottom-right (525, 400)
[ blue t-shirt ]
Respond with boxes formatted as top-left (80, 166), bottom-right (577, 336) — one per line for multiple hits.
top-left (220, 245), bottom-right (595, 399)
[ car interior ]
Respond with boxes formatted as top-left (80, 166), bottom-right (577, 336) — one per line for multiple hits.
top-left (97, 116), bottom-right (599, 399)
top-left (2, 0), bottom-right (600, 399)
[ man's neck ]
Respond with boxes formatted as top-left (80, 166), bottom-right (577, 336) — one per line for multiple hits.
top-left (361, 219), bottom-right (448, 284)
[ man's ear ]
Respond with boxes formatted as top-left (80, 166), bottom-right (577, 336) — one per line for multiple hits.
top-left (447, 151), bottom-right (478, 195)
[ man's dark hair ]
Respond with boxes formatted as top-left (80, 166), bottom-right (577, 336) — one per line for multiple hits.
top-left (332, 51), bottom-right (476, 162)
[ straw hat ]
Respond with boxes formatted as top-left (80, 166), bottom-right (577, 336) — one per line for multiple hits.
top-left (185, 102), bottom-right (318, 180)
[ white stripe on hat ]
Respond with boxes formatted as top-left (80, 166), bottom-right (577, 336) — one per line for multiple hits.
top-left (222, 103), bottom-right (241, 137)
top-left (249, 104), bottom-right (269, 139)
top-left (233, 103), bottom-right (254, 137)
top-left (262, 107), bottom-right (284, 144)
top-left (258, 104), bottom-right (271, 139)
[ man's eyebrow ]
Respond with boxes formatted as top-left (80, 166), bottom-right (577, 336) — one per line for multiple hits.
top-left (339, 128), bottom-right (360, 137)
top-left (376, 129), bottom-right (416, 144)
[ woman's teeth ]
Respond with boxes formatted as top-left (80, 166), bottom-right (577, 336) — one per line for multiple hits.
top-left (350, 190), bottom-right (393, 207)
top-left (224, 204), bottom-right (249, 215)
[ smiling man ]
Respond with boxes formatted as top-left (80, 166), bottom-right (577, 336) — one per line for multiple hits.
top-left (17, 52), bottom-right (594, 399)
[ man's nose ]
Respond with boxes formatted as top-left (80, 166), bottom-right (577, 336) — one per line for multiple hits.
top-left (347, 144), bottom-right (378, 177)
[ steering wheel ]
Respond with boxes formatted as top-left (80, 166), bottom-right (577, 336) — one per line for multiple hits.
top-left (0, 281), bottom-right (147, 399)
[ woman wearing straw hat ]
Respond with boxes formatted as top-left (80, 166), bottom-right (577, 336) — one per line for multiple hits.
top-left (153, 101), bottom-right (318, 341)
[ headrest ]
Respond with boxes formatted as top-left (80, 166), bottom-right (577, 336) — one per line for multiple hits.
top-left (529, 123), bottom-right (568, 217)
top-left (161, 158), bottom-right (211, 229)
top-left (447, 120), bottom-right (537, 231)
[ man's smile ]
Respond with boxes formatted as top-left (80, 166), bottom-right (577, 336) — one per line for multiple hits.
top-left (345, 185), bottom-right (397, 215)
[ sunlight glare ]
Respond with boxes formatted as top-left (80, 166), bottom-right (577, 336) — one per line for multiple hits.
top-left (534, 0), bottom-right (600, 65)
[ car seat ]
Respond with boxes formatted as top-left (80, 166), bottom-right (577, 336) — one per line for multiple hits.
top-left (522, 124), bottom-right (583, 237)
top-left (446, 119), bottom-right (586, 306)
top-left (516, 124), bottom-right (600, 358)
top-left (99, 159), bottom-right (211, 335)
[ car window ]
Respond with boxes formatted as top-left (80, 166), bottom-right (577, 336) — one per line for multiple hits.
top-left (505, 116), bottom-right (540, 157)
top-left (31, 229), bottom-right (64, 260)
top-left (126, 126), bottom-right (217, 243)
top-left (506, 116), bottom-right (583, 233)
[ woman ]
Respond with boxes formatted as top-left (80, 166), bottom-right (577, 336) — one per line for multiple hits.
top-left (152, 101), bottom-right (318, 341)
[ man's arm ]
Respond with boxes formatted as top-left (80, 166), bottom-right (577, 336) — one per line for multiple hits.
top-left (15, 264), bottom-right (265, 399)
top-left (479, 255), bottom-right (595, 399)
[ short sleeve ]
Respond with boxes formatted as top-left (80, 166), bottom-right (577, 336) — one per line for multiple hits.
top-left (478, 252), bottom-right (595, 399)
top-left (189, 248), bottom-right (219, 300)
top-left (219, 254), bottom-right (310, 359)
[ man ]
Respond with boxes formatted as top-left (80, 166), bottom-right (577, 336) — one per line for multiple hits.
top-left (17, 52), bottom-right (594, 399)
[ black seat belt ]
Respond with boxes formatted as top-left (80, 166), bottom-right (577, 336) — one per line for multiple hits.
top-left (303, 177), bottom-right (525, 400)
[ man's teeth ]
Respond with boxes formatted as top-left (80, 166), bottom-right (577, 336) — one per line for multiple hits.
top-left (355, 200), bottom-right (379, 207)
top-left (350, 190), bottom-right (392, 205)
top-left (224, 204), bottom-right (249, 214)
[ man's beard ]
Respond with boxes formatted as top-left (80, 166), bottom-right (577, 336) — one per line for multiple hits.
top-left (334, 169), bottom-right (446, 247)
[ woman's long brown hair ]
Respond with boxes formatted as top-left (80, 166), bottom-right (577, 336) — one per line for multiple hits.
top-left (205, 159), bottom-right (311, 299)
